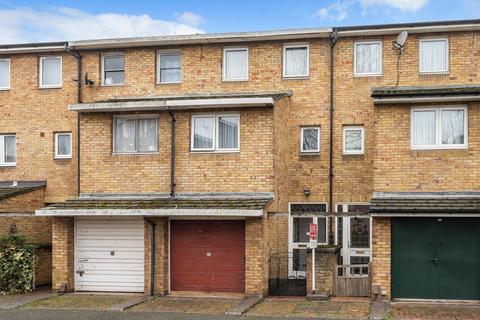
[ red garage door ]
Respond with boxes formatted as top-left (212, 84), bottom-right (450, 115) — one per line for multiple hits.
top-left (170, 220), bottom-right (245, 293)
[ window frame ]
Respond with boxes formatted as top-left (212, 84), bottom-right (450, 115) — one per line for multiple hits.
top-left (0, 134), bottom-right (16, 167)
top-left (54, 132), bottom-right (72, 159)
top-left (222, 47), bottom-right (249, 82)
top-left (419, 38), bottom-right (449, 74)
top-left (101, 52), bottom-right (125, 86)
top-left (0, 58), bottom-right (11, 90)
top-left (343, 125), bottom-right (365, 155)
top-left (112, 114), bottom-right (159, 154)
top-left (190, 113), bottom-right (240, 153)
top-left (410, 105), bottom-right (468, 150)
top-left (353, 40), bottom-right (383, 77)
top-left (283, 43), bottom-right (310, 78)
top-left (288, 202), bottom-right (329, 246)
top-left (39, 56), bottom-right (62, 89)
top-left (300, 126), bottom-right (320, 154)
top-left (157, 50), bottom-right (182, 84)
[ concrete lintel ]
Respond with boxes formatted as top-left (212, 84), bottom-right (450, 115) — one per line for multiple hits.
top-left (35, 208), bottom-right (264, 217)
top-left (373, 95), bottom-right (480, 104)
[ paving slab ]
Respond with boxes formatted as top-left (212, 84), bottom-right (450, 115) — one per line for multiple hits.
top-left (391, 302), bottom-right (480, 320)
top-left (0, 286), bottom-right (55, 310)
top-left (130, 296), bottom-right (243, 314)
top-left (225, 296), bottom-right (263, 315)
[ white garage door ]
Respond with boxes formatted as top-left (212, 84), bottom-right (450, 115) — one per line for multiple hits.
top-left (75, 219), bottom-right (145, 293)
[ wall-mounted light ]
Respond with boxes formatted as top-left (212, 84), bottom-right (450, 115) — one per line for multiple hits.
top-left (304, 188), bottom-right (311, 196)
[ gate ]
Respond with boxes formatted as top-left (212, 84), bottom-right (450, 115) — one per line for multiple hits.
top-left (268, 252), bottom-right (306, 296)
top-left (334, 263), bottom-right (371, 297)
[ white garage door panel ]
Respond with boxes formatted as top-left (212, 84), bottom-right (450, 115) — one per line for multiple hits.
top-left (75, 219), bottom-right (145, 293)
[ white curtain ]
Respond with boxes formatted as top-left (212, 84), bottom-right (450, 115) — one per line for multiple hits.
top-left (137, 119), bottom-right (158, 152)
top-left (225, 50), bottom-right (248, 80)
top-left (413, 111), bottom-right (436, 146)
top-left (421, 40), bottom-right (447, 72)
top-left (285, 47), bottom-right (308, 76)
top-left (0, 60), bottom-right (9, 88)
top-left (159, 53), bottom-right (181, 83)
top-left (4, 136), bottom-right (15, 163)
top-left (115, 119), bottom-right (136, 152)
top-left (345, 129), bottom-right (362, 151)
top-left (218, 116), bottom-right (239, 149)
top-left (356, 43), bottom-right (381, 74)
top-left (57, 134), bottom-right (71, 156)
top-left (442, 110), bottom-right (464, 145)
top-left (193, 117), bottom-right (214, 149)
top-left (42, 57), bottom-right (61, 86)
top-left (302, 128), bottom-right (319, 151)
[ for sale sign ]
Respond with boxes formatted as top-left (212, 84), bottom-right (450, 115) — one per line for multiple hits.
top-left (309, 223), bottom-right (317, 240)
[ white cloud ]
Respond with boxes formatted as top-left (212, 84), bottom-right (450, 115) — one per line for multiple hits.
top-left (177, 11), bottom-right (205, 28)
top-left (359, 0), bottom-right (429, 11)
top-left (0, 6), bottom-right (204, 44)
top-left (314, 0), bottom-right (352, 21)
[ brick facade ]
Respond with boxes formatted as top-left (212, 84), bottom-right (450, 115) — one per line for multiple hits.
top-left (51, 217), bottom-right (74, 292)
top-left (371, 218), bottom-right (391, 300)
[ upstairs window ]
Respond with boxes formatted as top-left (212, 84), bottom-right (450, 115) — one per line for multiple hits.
top-left (420, 39), bottom-right (448, 74)
top-left (354, 41), bottom-right (382, 76)
top-left (0, 134), bottom-right (16, 166)
top-left (283, 44), bottom-right (309, 78)
top-left (102, 53), bottom-right (125, 86)
top-left (113, 116), bottom-right (158, 154)
top-left (55, 132), bottom-right (72, 159)
top-left (300, 127), bottom-right (320, 153)
top-left (223, 48), bottom-right (248, 81)
top-left (411, 106), bottom-right (467, 149)
top-left (158, 51), bottom-right (182, 84)
top-left (40, 57), bottom-right (62, 88)
top-left (0, 59), bottom-right (10, 90)
top-left (191, 114), bottom-right (240, 152)
top-left (343, 126), bottom-right (365, 155)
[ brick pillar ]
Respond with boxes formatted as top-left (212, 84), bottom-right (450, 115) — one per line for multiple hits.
top-left (144, 218), bottom-right (169, 296)
top-left (245, 216), bottom-right (268, 296)
top-left (52, 217), bottom-right (75, 292)
top-left (306, 247), bottom-right (339, 297)
top-left (372, 217), bottom-right (391, 300)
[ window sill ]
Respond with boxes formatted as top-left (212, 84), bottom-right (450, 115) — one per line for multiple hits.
top-left (411, 145), bottom-right (468, 151)
top-left (353, 73), bottom-right (382, 78)
top-left (39, 86), bottom-right (62, 90)
top-left (300, 151), bottom-right (320, 156)
top-left (112, 152), bottom-right (159, 155)
top-left (0, 164), bottom-right (16, 167)
top-left (156, 81), bottom-right (182, 85)
top-left (0, 88), bottom-right (10, 91)
top-left (190, 150), bottom-right (240, 154)
top-left (222, 78), bottom-right (249, 82)
top-left (101, 84), bottom-right (125, 87)
top-left (419, 71), bottom-right (449, 75)
top-left (54, 157), bottom-right (72, 160)
top-left (282, 76), bottom-right (310, 80)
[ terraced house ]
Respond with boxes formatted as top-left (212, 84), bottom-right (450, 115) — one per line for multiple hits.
top-left (1, 18), bottom-right (480, 301)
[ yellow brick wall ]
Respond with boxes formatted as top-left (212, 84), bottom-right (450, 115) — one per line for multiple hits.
top-left (0, 188), bottom-right (45, 213)
top-left (372, 217), bottom-right (391, 300)
top-left (51, 217), bottom-right (75, 292)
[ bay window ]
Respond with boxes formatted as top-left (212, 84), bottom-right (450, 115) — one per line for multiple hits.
top-left (191, 114), bottom-right (240, 152)
top-left (113, 116), bottom-right (158, 153)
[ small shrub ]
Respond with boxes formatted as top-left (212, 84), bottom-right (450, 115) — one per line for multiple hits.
top-left (0, 228), bottom-right (38, 294)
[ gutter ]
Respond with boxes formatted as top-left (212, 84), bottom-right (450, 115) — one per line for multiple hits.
top-left (167, 109), bottom-right (176, 197)
top-left (144, 218), bottom-right (157, 296)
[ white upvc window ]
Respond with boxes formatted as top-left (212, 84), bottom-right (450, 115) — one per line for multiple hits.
top-left (102, 53), bottom-right (125, 86)
top-left (113, 115), bottom-right (159, 154)
top-left (55, 132), bottom-right (72, 159)
top-left (300, 127), bottom-right (320, 153)
top-left (343, 126), bottom-right (365, 155)
top-left (411, 106), bottom-right (467, 150)
top-left (39, 56), bottom-right (62, 88)
top-left (0, 59), bottom-right (10, 90)
top-left (354, 41), bottom-right (382, 76)
top-left (223, 47), bottom-right (248, 81)
top-left (0, 134), bottom-right (16, 166)
top-left (283, 44), bottom-right (309, 78)
top-left (157, 50), bottom-right (182, 84)
top-left (419, 38), bottom-right (449, 74)
top-left (191, 114), bottom-right (240, 152)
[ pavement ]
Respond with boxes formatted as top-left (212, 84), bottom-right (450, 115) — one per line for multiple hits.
top-left (0, 286), bottom-right (55, 310)
top-left (390, 302), bottom-right (480, 320)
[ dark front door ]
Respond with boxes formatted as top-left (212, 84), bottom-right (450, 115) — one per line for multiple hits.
top-left (392, 217), bottom-right (480, 300)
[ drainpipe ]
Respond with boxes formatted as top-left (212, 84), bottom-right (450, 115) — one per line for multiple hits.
top-left (167, 109), bottom-right (176, 197)
top-left (329, 30), bottom-right (338, 244)
top-left (145, 218), bottom-right (157, 296)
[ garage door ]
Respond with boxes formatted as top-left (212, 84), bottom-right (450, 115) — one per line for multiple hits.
top-left (171, 220), bottom-right (245, 293)
top-left (392, 218), bottom-right (480, 300)
top-left (75, 219), bottom-right (145, 293)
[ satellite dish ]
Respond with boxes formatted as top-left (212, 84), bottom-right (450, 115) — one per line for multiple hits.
top-left (393, 31), bottom-right (408, 50)
top-left (84, 73), bottom-right (94, 86)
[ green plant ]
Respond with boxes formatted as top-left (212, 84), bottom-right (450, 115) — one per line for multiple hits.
top-left (0, 226), bottom-right (38, 294)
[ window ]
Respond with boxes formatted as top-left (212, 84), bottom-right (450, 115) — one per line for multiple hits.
top-left (113, 116), bottom-right (158, 153)
top-left (102, 53), bottom-right (125, 86)
top-left (354, 41), bottom-right (382, 76)
top-left (0, 134), bottom-right (16, 166)
top-left (343, 126), bottom-right (365, 155)
top-left (283, 44), bottom-right (309, 78)
top-left (411, 106), bottom-right (467, 149)
top-left (420, 38), bottom-right (449, 73)
top-left (223, 48), bottom-right (248, 81)
top-left (191, 114), bottom-right (240, 152)
top-left (55, 133), bottom-right (72, 159)
top-left (300, 127), bottom-right (320, 153)
top-left (0, 59), bottom-right (10, 90)
top-left (157, 51), bottom-right (181, 84)
top-left (40, 57), bottom-right (62, 88)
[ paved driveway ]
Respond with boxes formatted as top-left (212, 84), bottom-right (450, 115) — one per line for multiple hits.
top-left (390, 303), bottom-right (480, 320)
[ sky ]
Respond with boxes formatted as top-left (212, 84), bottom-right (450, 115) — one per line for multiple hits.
top-left (0, 0), bottom-right (479, 44)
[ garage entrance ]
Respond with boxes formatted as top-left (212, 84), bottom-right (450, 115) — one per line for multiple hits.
top-left (392, 217), bottom-right (480, 300)
top-left (170, 220), bottom-right (245, 294)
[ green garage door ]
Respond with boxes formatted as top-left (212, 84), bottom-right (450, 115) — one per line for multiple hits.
top-left (392, 218), bottom-right (480, 300)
